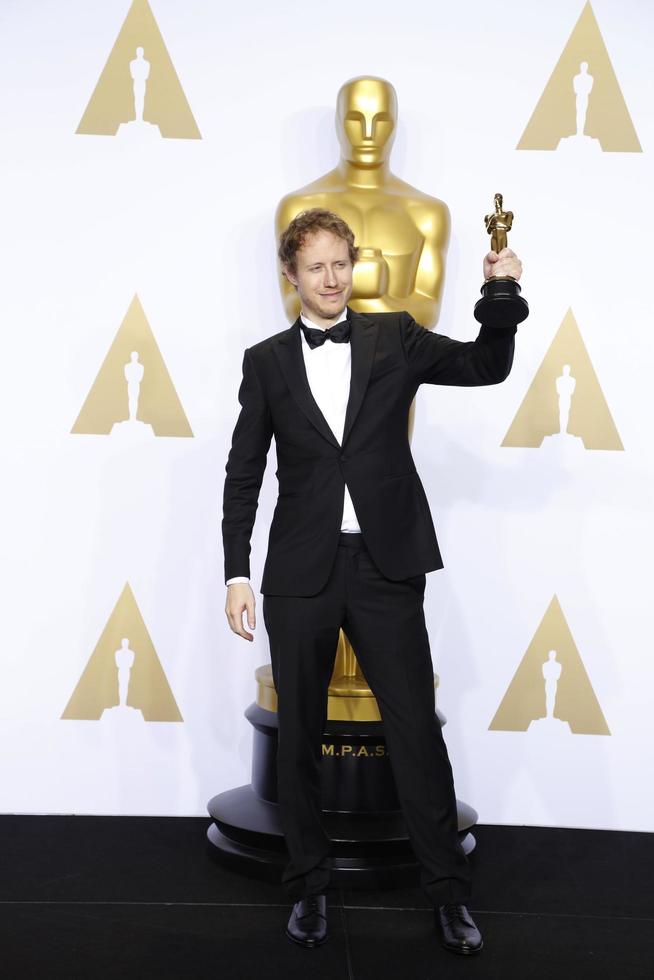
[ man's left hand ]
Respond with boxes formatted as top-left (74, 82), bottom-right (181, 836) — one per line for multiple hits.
top-left (484, 248), bottom-right (522, 281)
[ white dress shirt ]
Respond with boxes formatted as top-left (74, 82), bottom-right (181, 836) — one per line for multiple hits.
top-left (226, 308), bottom-right (361, 586)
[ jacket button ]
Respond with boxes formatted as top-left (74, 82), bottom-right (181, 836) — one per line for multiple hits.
top-left (340, 454), bottom-right (347, 461)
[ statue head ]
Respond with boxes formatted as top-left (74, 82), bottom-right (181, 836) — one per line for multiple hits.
top-left (562, 364), bottom-right (571, 375)
top-left (136, 46), bottom-right (144, 58)
top-left (336, 76), bottom-right (397, 167)
top-left (494, 193), bottom-right (503, 212)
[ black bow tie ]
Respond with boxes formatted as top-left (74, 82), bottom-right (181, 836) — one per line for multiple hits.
top-left (300, 318), bottom-right (351, 350)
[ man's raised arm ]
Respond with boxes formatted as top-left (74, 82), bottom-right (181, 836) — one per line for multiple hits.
top-left (400, 248), bottom-right (524, 387)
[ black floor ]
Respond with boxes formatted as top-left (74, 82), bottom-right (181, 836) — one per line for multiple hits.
top-left (1, 817), bottom-right (652, 979)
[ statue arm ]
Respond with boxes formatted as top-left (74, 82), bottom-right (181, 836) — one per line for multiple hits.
top-left (353, 292), bottom-right (441, 324)
top-left (413, 239), bottom-right (446, 305)
top-left (408, 204), bottom-right (450, 326)
top-left (275, 197), bottom-right (304, 322)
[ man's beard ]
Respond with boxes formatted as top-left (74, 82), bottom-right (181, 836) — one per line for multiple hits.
top-left (303, 291), bottom-right (349, 324)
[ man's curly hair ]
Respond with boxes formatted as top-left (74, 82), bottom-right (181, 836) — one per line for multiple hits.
top-left (278, 208), bottom-right (359, 273)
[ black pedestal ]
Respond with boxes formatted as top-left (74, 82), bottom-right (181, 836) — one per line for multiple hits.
top-left (473, 276), bottom-right (529, 328)
top-left (207, 703), bottom-right (477, 889)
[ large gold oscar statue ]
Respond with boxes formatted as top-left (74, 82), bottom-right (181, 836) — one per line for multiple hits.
top-left (256, 76), bottom-right (450, 723)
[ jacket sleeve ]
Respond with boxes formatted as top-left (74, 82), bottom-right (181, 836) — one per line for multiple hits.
top-left (222, 349), bottom-right (273, 583)
top-left (399, 310), bottom-right (517, 386)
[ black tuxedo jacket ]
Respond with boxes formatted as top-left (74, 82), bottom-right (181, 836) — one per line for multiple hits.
top-left (222, 308), bottom-right (517, 596)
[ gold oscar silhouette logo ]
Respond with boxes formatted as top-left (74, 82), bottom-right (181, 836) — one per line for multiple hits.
top-left (62, 582), bottom-right (183, 722)
top-left (71, 294), bottom-right (193, 438)
top-left (490, 595), bottom-right (609, 735)
top-left (76, 0), bottom-right (201, 139)
top-left (502, 309), bottom-right (623, 451)
top-left (518, 2), bottom-right (641, 152)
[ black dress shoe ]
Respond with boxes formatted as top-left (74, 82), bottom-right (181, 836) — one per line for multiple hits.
top-left (436, 904), bottom-right (483, 955)
top-left (285, 894), bottom-right (328, 947)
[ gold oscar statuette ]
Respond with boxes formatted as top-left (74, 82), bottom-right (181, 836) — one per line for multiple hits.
top-left (474, 192), bottom-right (529, 328)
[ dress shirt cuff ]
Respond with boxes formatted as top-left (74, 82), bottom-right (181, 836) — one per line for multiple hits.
top-left (226, 576), bottom-right (250, 586)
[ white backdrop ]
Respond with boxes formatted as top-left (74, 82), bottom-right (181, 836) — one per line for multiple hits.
top-left (0, 0), bottom-right (652, 829)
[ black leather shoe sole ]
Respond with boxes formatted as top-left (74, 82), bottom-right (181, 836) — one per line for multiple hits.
top-left (285, 926), bottom-right (328, 948)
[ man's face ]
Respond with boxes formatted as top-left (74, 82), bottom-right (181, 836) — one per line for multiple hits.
top-left (284, 230), bottom-right (354, 325)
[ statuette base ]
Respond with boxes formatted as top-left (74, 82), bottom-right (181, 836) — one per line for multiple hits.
top-left (474, 276), bottom-right (529, 329)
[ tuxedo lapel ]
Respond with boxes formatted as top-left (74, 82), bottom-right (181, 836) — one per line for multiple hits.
top-left (272, 308), bottom-right (380, 450)
top-left (273, 319), bottom-right (341, 449)
top-left (342, 309), bottom-right (379, 447)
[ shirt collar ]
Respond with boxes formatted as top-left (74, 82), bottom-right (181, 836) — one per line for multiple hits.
top-left (300, 307), bottom-right (349, 333)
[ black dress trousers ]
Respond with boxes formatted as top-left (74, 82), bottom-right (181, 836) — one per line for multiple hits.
top-left (262, 531), bottom-right (472, 906)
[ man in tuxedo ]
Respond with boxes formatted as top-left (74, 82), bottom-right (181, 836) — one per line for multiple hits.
top-left (223, 208), bottom-right (523, 955)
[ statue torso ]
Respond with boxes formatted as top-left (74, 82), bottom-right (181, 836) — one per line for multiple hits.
top-left (276, 168), bottom-right (450, 325)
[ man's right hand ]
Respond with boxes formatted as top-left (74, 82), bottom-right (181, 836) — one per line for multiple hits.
top-left (225, 582), bottom-right (256, 641)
